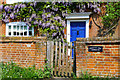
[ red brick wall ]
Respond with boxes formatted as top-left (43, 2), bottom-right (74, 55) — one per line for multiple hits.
top-left (0, 0), bottom-right (6, 4)
top-left (0, 37), bottom-right (47, 69)
top-left (75, 37), bottom-right (120, 77)
top-left (0, 22), bottom-right (5, 36)
top-left (113, 20), bottom-right (120, 38)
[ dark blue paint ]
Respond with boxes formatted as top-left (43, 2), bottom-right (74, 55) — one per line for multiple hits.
top-left (70, 22), bottom-right (86, 58)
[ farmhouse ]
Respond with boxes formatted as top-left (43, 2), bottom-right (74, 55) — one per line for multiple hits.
top-left (0, 0), bottom-right (120, 78)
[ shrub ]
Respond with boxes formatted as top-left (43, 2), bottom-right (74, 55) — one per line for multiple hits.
top-left (1, 61), bottom-right (52, 79)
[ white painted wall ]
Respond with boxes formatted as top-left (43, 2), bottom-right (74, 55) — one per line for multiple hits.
top-left (6, 0), bottom-right (34, 4)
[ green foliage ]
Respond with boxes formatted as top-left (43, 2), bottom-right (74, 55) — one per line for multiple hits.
top-left (1, 35), bottom-right (6, 37)
top-left (78, 70), bottom-right (93, 79)
top-left (1, 61), bottom-right (52, 79)
top-left (1, 61), bottom-right (119, 79)
top-left (2, 2), bottom-right (102, 39)
top-left (73, 70), bottom-right (119, 80)
top-left (0, 63), bottom-right (2, 80)
top-left (101, 2), bottom-right (120, 36)
top-left (102, 2), bottom-right (120, 27)
top-left (1, 2), bottom-right (120, 37)
top-left (0, 13), bottom-right (2, 20)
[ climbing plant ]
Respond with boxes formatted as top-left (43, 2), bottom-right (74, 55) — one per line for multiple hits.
top-left (101, 2), bottom-right (120, 36)
top-left (1, 2), bottom-right (118, 38)
top-left (91, 2), bottom-right (120, 37)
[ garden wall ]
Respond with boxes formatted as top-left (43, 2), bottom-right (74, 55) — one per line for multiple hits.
top-left (0, 36), bottom-right (120, 77)
top-left (0, 37), bottom-right (47, 69)
top-left (75, 37), bottom-right (120, 77)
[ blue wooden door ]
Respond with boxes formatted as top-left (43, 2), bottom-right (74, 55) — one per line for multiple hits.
top-left (70, 22), bottom-right (86, 58)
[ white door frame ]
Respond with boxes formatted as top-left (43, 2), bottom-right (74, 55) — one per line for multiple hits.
top-left (66, 12), bottom-right (91, 56)
top-left (67, 19), bottom-right (89, 43)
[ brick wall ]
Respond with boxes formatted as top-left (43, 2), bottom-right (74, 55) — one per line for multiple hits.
top-left (0, 36), bottom-right (120, 77)
top-left (0, 37), bottom-right (47, 69)
top-left (75, 37), bottom-right (120, 77)
top-left (0, 0), bottom-right (6, 4)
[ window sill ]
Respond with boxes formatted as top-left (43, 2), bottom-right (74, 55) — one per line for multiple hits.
top-left (0, 36), bottom-right (47, 43)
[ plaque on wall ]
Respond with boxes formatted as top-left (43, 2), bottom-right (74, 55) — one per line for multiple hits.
top-left (88, 46), bottom-right (103, 52)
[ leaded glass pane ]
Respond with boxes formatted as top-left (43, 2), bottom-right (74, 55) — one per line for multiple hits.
top-left (24, 26), bottom-right (27, 30)
top-left (17, 26), bottom-right (19, 30)
top-left (29, 27), bottom-right (32, 30)
top-left (8, 32), bottom-right (11, 35)
top-left (17, 32), bottom-right (19, 36)
top-left (29, 31), bottom-right (32, 36)
top-left (24, 31), bottom-right (27, 36)
top-left (9, 26), bottom-right (11, 29)
top-left (21, 26), bottom-right (23, 30)
top-left (13, 32), bottom-right (16, 35)
top-left (13, 26), bottom-right (16, 30)
top-left (20, 32), bottom-right (23, 36)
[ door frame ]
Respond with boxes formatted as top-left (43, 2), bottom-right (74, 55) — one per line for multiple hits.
top-left (66, 12), bottom-right (91, 43)
top-left (66, 13), bottom-right (91, 56)
top-left (67, 19), bottom-right (89, 43)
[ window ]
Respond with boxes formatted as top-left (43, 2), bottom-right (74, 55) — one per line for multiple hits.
top-left (6, 22), bottom-right (34, 36)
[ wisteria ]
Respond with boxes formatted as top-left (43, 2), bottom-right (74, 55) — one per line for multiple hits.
top-left (38, 21), bottom-right (42, 26)
top-left (14, 4), bottom-right (18, 9)
top-left (10, 13), bottom-right (14, 19)
top-left (0, 4), bottom-right (3, 10)
top-left (21, 4), bottom-right (26, 8)
top-left (0, 2), bottom-right (102, 39)
top-left (33, 20), bottom-right (38, 25)
top-left (4, 6), bottom-right (10, 12)
top-left (50, 25), bottom-right (55, 29)
top-left (47, 13), bottom-right (51, 18)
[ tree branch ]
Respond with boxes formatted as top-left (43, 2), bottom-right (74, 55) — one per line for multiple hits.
top-left (92, 14), bottom-right (102, 28)
top-left (92, 14), bottom-right (119, 37)
top-left (102, 20), bottom-right (119, 36)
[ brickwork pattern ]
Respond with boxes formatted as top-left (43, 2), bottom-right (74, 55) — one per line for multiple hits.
top-left (0, 37), bottom-right (47, 69)
top-left (0, 36), bottom-right (120, 77)
top-left (75, 38), bottom-right (120, 77)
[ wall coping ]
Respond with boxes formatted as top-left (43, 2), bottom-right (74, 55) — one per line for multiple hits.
top-left (0, 37), bottom-right (47, 43)
top-left (76, 37), bottom-right (120, 43)
top-left (1, 37), bottom-right (120, 43)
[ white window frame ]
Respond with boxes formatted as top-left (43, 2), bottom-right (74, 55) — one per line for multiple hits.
top-left (6, 0), bottom-right (34, 4)
top-left (6, 22), bottom-right (34, 37)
